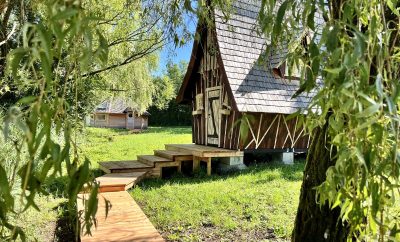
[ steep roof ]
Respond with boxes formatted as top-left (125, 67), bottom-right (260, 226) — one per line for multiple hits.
top-left (178, 0), bottom-right (323, 114)
top-left (95, 99), bottom-right (150, 115)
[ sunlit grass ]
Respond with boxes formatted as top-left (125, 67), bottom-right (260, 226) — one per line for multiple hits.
top-left (81, 126), bottom-right (302, 241)
top-left (81, 126), bottom-right (192, 167)
top-left (131, 163), bottom-right (303, 241)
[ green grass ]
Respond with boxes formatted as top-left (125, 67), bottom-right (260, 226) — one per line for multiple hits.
top-left (81, 126), bottom-right (302, 241)
top-left (13, 196), bottom-right (67, 242)
top-left (81, 126), bottom-right (192, 167)
top-left (131, 163), bottom-right (303, 241)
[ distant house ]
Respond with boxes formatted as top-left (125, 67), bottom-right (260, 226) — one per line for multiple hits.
top-left (90, 99), bottom-right (150, 129)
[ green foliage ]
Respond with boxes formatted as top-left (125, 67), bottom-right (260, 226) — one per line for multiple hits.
top-left (150, 60), bottom-right (192, 126)
top-left (148, 102), bottom-right (192, 126)
top-left (131, 163), bottom-right (305, 240)
top-left (89, 0), bottom-right (160, 111)
top-left (152, 60), bottom-right (188, 109)
top-left (152, 76), bottom-right (175, 109)
top-left (0, 0), bottom-right (104, 239)
top-left (260, 0), bottom-right (400, 240)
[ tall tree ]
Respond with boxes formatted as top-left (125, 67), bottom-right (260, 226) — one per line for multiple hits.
top-left (149, 60), bottom-right (192, 126)
top-left (259, 0), bottom-right (400, 240)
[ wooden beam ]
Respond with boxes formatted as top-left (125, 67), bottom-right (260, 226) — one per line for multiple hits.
top-left (282, 116), bottom-right (294, 148)
top-left (256, 115), bottom-right (279, 149)
top-left (206, 157), bottom-right (212, 176)
top-left (274, 115), bottom-right (281, 149)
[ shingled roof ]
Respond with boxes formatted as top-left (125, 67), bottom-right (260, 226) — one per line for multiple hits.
top-left (179, 0), bottom-right (324, 114)
top-left (95, 99), bottom-right (150, 115)
top-left (216, 0), bottom-right (321, 114)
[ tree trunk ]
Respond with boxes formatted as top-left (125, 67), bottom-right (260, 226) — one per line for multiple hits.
top-left (292, 118), bottom-right (348, 241)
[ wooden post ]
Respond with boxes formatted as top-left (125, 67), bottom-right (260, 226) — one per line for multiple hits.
top-left (207, 157), bottom-right (212, 176)
top-left (178, 161), bottom-right (182, 173)
top-left (193, 156), bottom-right (200, 172)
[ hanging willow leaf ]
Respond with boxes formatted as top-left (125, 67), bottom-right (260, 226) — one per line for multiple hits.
top-left (273, 0), bottom-right (289, 38)
top-left (356, 104), bottom-right (381, 118)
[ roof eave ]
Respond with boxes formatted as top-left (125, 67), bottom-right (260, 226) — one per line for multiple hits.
top-left (176, 24), bottom-right (202, 104)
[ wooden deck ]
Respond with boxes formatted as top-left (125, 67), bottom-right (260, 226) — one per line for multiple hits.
top-left (78, 191), bottom-right (164, 242)
top-left (165, 144), bottom-right (244, 158)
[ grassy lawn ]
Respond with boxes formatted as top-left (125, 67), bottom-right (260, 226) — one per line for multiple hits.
top-left (81, 126), bottom-right (302, 241)
top-left (131, 163), bottom-right (302, 241)
top-left (81, 126), bottom-right (192, 167)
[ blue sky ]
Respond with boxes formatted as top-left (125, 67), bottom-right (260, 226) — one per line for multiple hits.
top-left (155, 41), bottom-right (193, 75)
top-left (154, 14), bottom-right (197, 76)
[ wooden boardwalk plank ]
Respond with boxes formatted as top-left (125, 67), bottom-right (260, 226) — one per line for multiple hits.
top-left (78, 191), bottom-right (164, 242)
top-left (95, 172), bottom-right (147, 192)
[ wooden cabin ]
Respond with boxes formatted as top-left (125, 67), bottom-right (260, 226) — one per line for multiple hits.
top-left (177, 1), bottom-right (317, 152)
top-left (90, 99), bottom-right (149, 130)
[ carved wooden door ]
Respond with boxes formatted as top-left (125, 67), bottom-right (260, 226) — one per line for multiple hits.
top-left (205, 87), bottom-right (221, 146)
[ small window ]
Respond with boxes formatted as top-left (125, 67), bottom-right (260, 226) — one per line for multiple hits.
top-left (96, 114), bottom-right (106, 121)
top-left (128, 113), bottom-right (133, 118)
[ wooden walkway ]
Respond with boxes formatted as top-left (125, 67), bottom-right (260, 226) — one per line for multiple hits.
top-left (78, 173), bottom-right (164, 242)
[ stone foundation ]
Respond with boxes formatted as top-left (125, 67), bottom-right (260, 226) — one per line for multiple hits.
top-left (217, 156), bottom-right (246, 172)
top-left (272, 152), bottom-right (294, 164)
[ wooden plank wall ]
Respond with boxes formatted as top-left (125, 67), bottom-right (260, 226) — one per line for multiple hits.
top-left (108, 114), bottom-right (127, 128)
top-left (192, 28), bottom-right (222, 146)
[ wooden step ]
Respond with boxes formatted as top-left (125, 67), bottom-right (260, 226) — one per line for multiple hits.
top-left (137, 155), bottom-right (172, 166)
top-left (95, 172), bottom-right (147, 193)
top-left (165, 144), bottom-right (244, 157)
top-left (99, 160), bottom-right (152, 174)
top-left (154, 150), bottom-right (193, 161)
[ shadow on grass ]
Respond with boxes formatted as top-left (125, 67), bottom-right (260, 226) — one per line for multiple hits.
top-left (52, 201), bottom-right (77, 242)
top-left (135, 161), bottom-right (305, 190)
